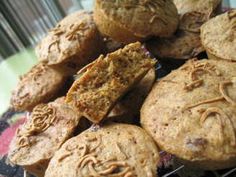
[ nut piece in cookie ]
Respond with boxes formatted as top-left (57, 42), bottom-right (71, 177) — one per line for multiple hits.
top-left (35, 10), bottom-right (104, 68)
top-left (10, 62), bottom-right (67, 111)
top-left (8, 97), bottom-right (81, 177)
top-left (66, 42), bottom-right (156, 123)
top-left (94, 0), bottom-right (179, 43)
top-left (45, 123), bottom-right (159, 177)
top-left (201, 9), bottom-right (236, 62)
top-left (141, 59), bottom-right (236, 170)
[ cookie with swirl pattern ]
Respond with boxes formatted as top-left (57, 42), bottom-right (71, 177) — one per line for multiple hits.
top-left (35, 10), bottom-right (104, 69)
top-left (94, 0), bottom-right (179, 43)
top-left (146, 0), bottom-right (222, 60)
top-left (45, 123), bottom-right (159, 177)
top-left (141, 59), bottom-right (236, 170)
top-left (8, 97), bottom-right (81, 177)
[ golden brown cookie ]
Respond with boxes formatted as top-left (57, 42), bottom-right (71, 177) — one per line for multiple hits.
top-left (146, 1), bottom-right (221, 60)
top-left (94, 0), bottom-right (179, 43)
top-left (66, 42), bottom-right (156, 123)
top-left (146, 29), bottom-right (204, 60)
top-left (45, 123), bottom-right (159, 177)
top-left (201, 10), bottom-right (236, 62)
top-left (35, 10), bottom-right (104, 67)
top-left (108, 68), bottom-right (156, 123)
top-left (8, 97), bottom-right (81, 177)
top-left (173, 0), bottom-right (222, 16)
top-left (141, 59), bottom-right (236, 170)
top-left (10, 62), bottom-right (67, 111)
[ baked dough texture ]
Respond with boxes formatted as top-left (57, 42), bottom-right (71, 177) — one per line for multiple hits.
top-left (141, 59), bottom-right (236, 170)
top-left (66, 42), bottom-right (156, 123)
top-left (45, 123), bottom-right (159, 177)
top-left (146, 29), bottom-right (204, 60)
top-left (10, 62), bottom-right (66, 111)
top-left (108, 68), bottom-right (156, 122)
top-left (146, 0), bottom-right (221, 60)
top-left (173, 0), bottom-right (221, 16)
top-left (8, 97), bottom-right (81, 177)
top-left (201, 9), bottom-right (236, 62)
top-left (36, 11), bottom-right (104, 66)
top-left (94, 0), bottom-right (179, 43)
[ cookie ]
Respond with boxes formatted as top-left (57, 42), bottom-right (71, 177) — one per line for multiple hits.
top-left (94, 0), bottom-right (179, 43)
top-left (8, 97), bottom-right (81, 177)
top-left (45, 123), bottom-right (159, 177)
top-left (146, 29), bottom-right (204, 60)
top-left (10, 62), bottom-right (67, 111)
top-left (201, 10), bottom-right (236, 62)
top-left (173, 0), bottom-right (222, 16)
top-left (141, 59), bottom-right (236, 170)
top-left (108, 68), bottom-right (156, 123)
top-left (146, 1), bottom-right (221, 60)
top-left (35, 10), bottom-right (104, 67)
top-left (66, 42), bottom-right (156, 123)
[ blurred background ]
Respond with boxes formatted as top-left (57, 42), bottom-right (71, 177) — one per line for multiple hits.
top-left (0, 0), bottom-right (93, 60)
top-left (0, 0), bottom-right (235, 115)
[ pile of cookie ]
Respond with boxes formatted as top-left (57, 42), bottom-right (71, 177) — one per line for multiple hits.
top-left (7, 0), bottom-right (236, 177)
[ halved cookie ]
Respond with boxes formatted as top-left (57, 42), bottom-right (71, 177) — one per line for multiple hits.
top-left (66, 42), bottom-right (156, 123)
top-left (108, 68), bottom-right (156, 123)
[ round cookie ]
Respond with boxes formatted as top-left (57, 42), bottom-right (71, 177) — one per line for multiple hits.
top-left (146, 0), bottom-right (221, 60)
top-left (146, 29), bottom-right (204, 60)
top-left (36, 10), bottom-right (104, 66)
top-left (94, 0), bottom-right (179, 43)
top-left (45, 123), bottom-right (159, 177)
top-left (10, 62), bottom-right (67, 111)
top-left (141, 59), bottom-right (236, 170)
top-left (201, 9), bottom-right (236, 62)
top-left (8, 97), bottom-right (81, 177)
top-left (173, 0), bottom-right (222, 16)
